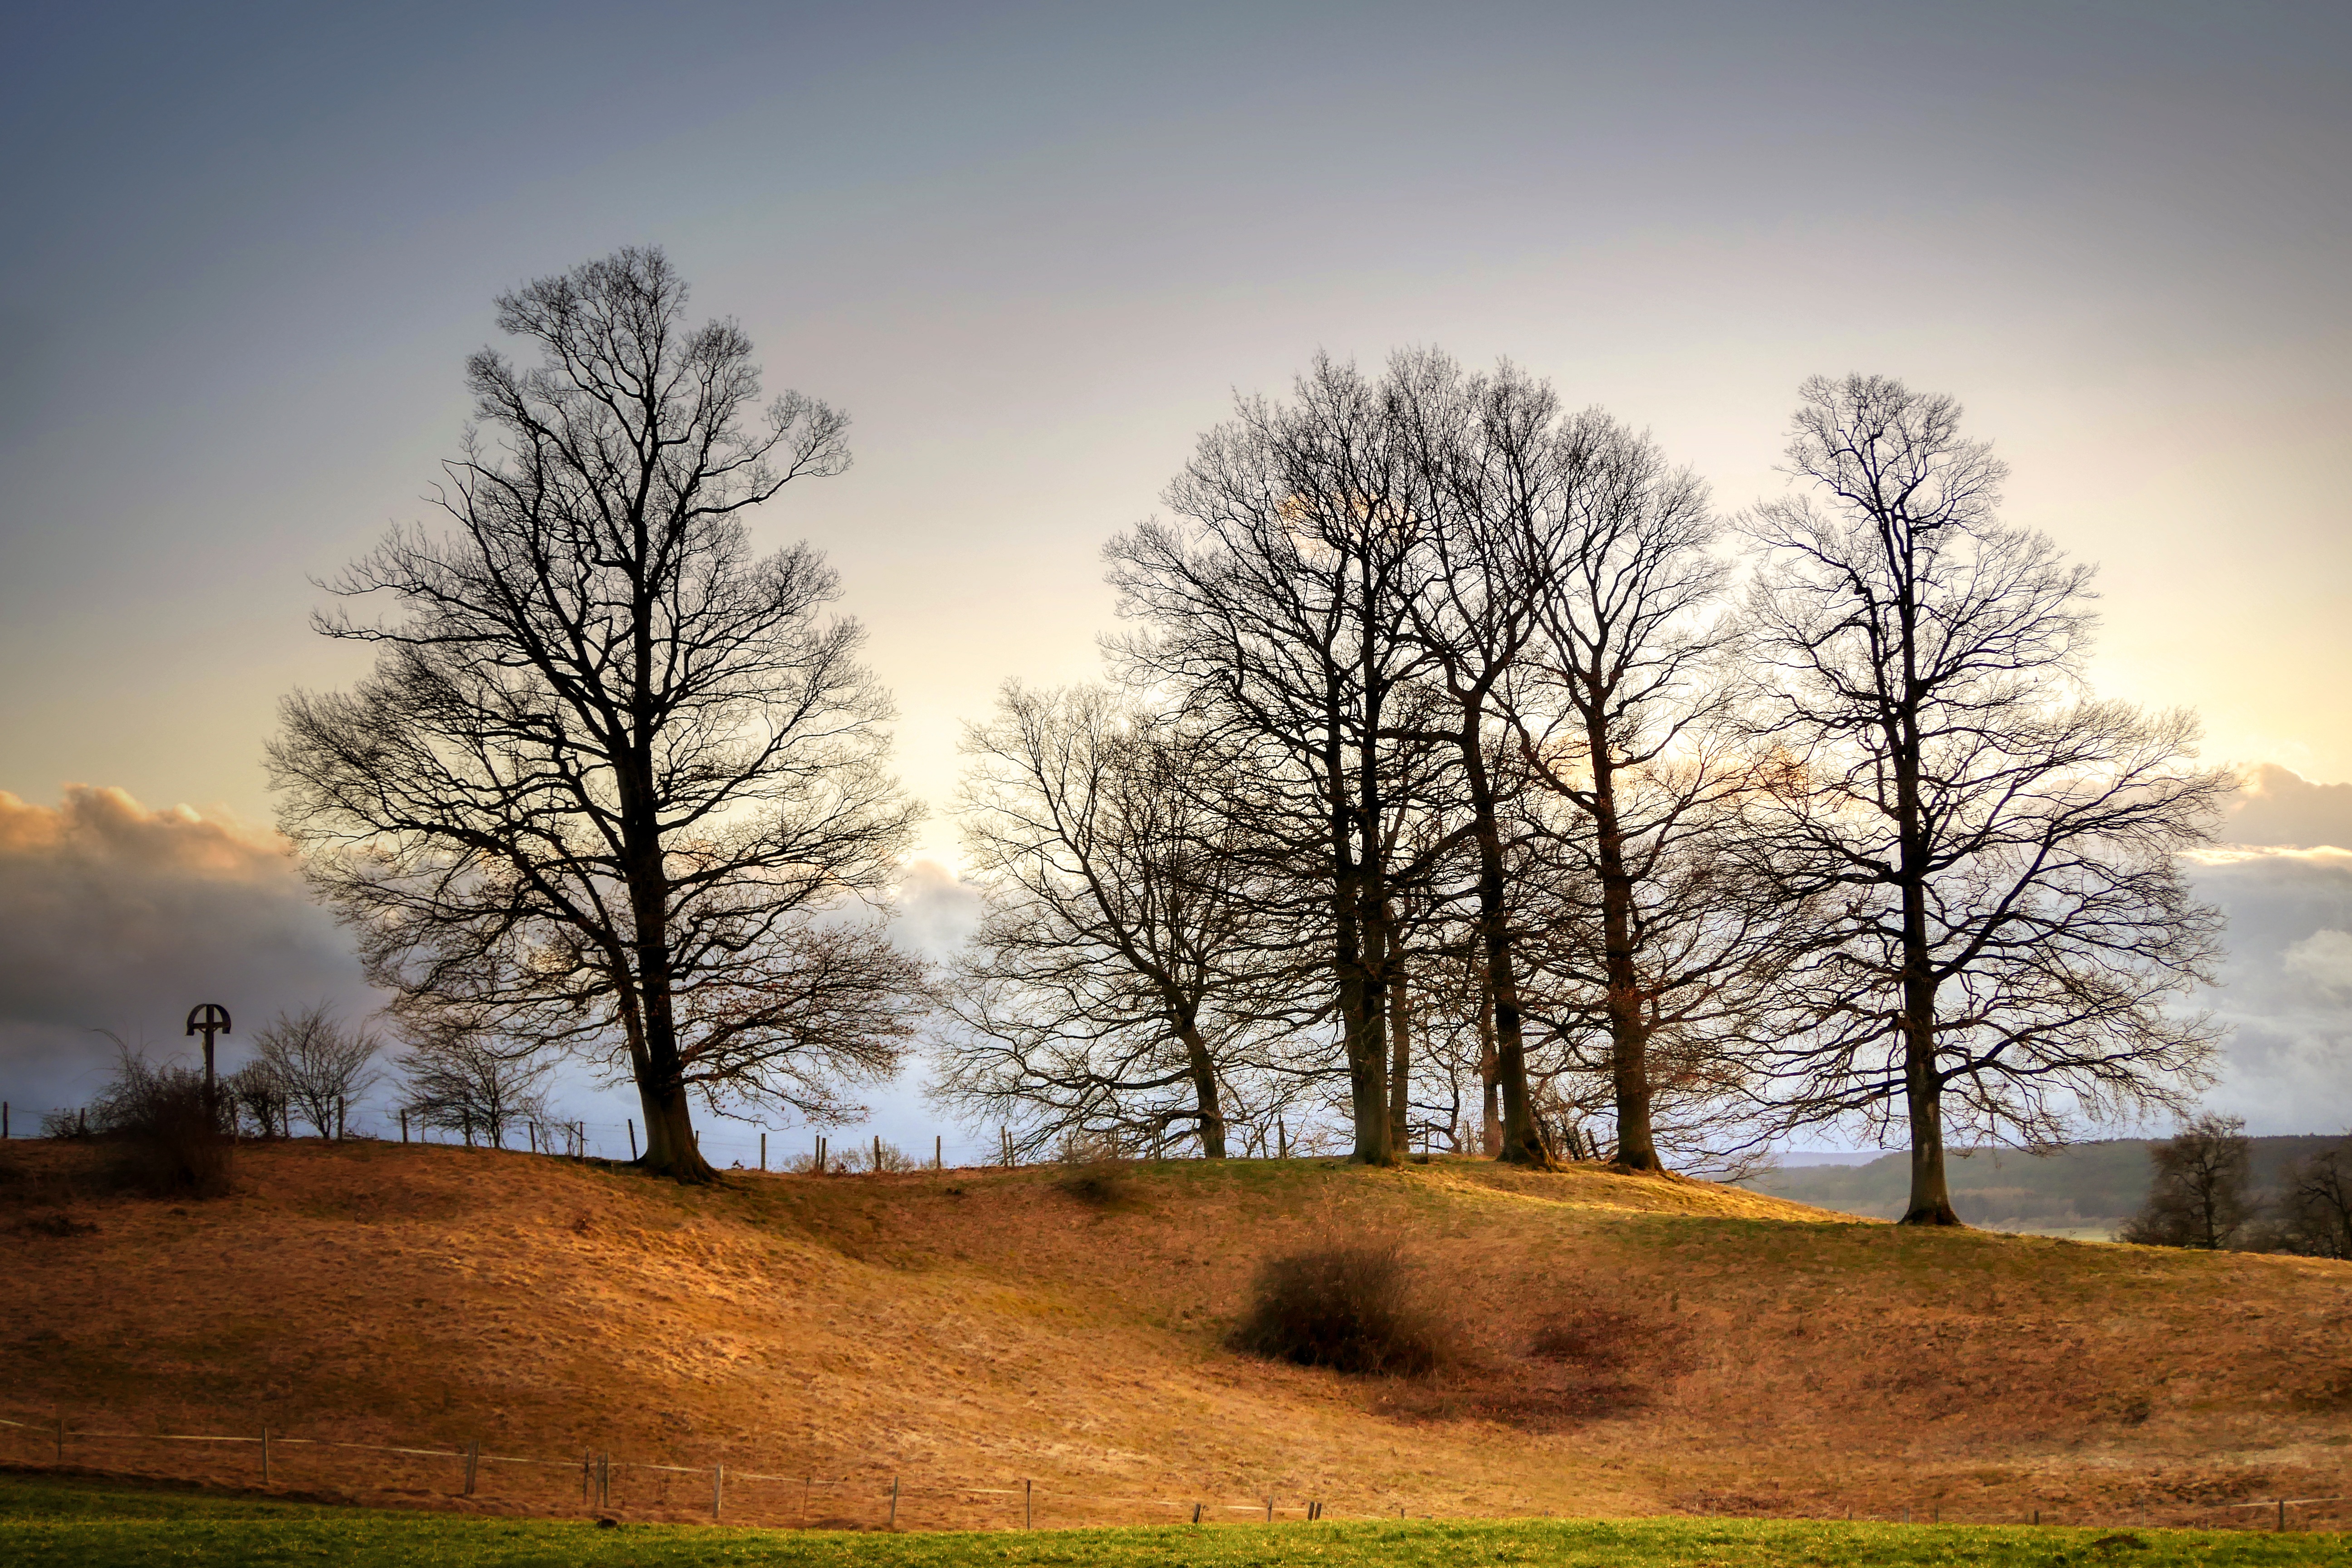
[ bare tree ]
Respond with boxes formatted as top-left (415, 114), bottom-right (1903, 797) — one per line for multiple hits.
top-left (252, 1004), bottom-right (378, 1139)
top-left (933, 683), bottom-right (1276, 1158)
top-left (223, 1060), bottom-right (290, 1139)
top-left (2266, 1139), bottom-right (2352, 1259)
top-left (1743, 375), bottom-right (2231, 1224)
top-left (1108, 356), bottom-right (1435, 1163)
top-left (1384, 352), bottom-right (1561, 1166)
top-left (396, 1029), bottom-right (554, 1150)
top-left (269, 247), bottom-right (922, 1181)
top-left (2121, 1114), bottom-right (2253, 1249)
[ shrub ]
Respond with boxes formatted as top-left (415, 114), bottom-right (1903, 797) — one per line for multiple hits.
top-left (1056, 1161), bottom-right (1135, 1208)
top-left (1231, 1241), bottom-right (1443, 1377)
top-left (88, 1048), bottom-right (233, 1199)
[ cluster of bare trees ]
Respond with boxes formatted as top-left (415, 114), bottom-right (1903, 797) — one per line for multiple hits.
top-left (932, 355), bottom-right (2231, 1223)
top-left (264, 246), bottom-right (2229, 1223)
top-left (2124, 1116), bottom-right (2352, 1257)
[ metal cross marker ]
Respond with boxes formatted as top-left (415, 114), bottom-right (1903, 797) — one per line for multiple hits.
top-left (186, 1003), bottom-right (231, 1117)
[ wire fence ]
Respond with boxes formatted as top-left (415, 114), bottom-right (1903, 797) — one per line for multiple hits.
top-left (0, 1098), bottom-right (992, 1177)
top-left (1, 1406), bottom-right (2343, 1534)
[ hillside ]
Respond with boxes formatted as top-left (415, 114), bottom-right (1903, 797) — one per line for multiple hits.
top-left (5, 1139), bottom-right (2350, 1532)
top-left (1738, 1137), bottom-right (2347, 1239)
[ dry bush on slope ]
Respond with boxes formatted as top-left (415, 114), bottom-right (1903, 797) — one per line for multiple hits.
top-left (1230, 1240), bottom-right (1446, 1377)
top-left (88, 1052), bottom-right (233, 1200)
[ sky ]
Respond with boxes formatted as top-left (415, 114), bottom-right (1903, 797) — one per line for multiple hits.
top-left (2, 1), bottom-right (2347, 1155)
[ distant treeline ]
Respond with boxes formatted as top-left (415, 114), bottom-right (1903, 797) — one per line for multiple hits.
top-left (1738, 1137), bottom-right (2345, 1237)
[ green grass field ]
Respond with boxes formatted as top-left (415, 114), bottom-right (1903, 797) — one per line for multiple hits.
top-left (2, 1474), bottom-right (2341, 1568)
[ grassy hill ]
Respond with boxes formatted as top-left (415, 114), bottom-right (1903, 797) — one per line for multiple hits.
top-left (1737, 1137), bottom-right (2347, 1239)
top-left (5, 1139), bottom-right (2351, 1534)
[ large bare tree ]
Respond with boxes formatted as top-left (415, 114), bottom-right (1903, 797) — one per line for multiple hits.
top-left (270, 247), bottom-right (921, 1182)
top-left (933, 683), bottom-right (1284, 1158)
top-left (1489, 408), bottom-right (1781, 1173)
top-left (1385, 351), bottom-right (1560, 1165)
top-left (1742, 374), bottom-right (2230, 1224)
top-left (1107, 357), bottom-right (1436, 1163)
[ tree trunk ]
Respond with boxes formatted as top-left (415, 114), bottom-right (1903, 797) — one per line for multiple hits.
top-left (1460, 715), bottom-right (1548, 1167)
top-left (1387, 950), bottom-right (1412, 1152)
top-left (1176, 1017), bottom-right (1227, 1159)
top-left (1476, 973), bottom-right (1501, 1154)
top-left (625, 874), bottom-right (715, 1183)
top-left (1585, 737), bottom-right (1661, 1173)
top-left (1333, 689), bottom-right (1393, 1166)
top-left (1893, 651), bottom-right (1957, 1225)
top-left (1901, 1008), bottom-right (1957, 1225)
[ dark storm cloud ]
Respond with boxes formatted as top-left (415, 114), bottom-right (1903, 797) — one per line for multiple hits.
top-left (0, 786), bottom-right (373, 1115)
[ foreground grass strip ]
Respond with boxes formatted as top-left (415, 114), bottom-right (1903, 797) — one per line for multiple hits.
top-left (0, 1477), bottom-right (2341, 1567)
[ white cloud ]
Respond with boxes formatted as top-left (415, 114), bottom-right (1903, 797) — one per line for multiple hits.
top-left (2221, 763), bottom-right (2352, 851)
top-left (2183, 843), bottom-right (2352, 1136)
top-left (2282, 928), bottom-right (2352, 998)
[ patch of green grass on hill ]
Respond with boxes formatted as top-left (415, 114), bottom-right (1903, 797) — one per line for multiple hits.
top-left (1, 1474), bottom-right (2336, 1568)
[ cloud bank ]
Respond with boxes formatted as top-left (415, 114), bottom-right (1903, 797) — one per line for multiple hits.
top-left (2176, 766), bottom-right (2352, 1136)
top-left (0, 786), bottom-right (374, 1116)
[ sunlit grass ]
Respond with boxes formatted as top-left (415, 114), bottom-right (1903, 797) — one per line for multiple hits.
top-left (0, 1475), bottom-right (2332, 1568)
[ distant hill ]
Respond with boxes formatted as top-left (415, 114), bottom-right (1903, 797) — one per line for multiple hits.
top-left (1735, 1135), bottom-right (2347, 1237)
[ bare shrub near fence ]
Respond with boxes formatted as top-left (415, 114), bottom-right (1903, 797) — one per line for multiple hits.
top-left (1056, 1161), bottom-right (1137, 1209)
top-left (1231, 1240), bottom-right (1444, 1377)
top-left (84, 1046), bottom-right (232, 1200)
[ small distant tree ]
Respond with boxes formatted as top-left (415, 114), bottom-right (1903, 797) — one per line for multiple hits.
top-left (2121, 1114), bottom-right (2253, 1250)
top-left (223, 1060), bottom-right (290, 1139)
top-left (2267, 1141), bottom-right (2352, 1259)
top-left (253, 1004), bottom-right (379, 1138)
top-left (397, 1029), bottom-right (553, 1149)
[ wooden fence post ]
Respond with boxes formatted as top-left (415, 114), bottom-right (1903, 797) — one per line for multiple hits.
top-left (1192, 1501), bottom-right (1203, 1524)
top-left (1024, 1477), bottom-right (1033, 1529)
top-left (936, 1134), bottom-right (942, 1170)
top-left (2279, 1500), bottom-right (2288, 1532)
top-left (463, 1439), bottom-right (479, 1496)
top-left (760, 1133), bottom-right (766, 1172)
top-left (712, 1464), bottom-right (723, 1519)
top-left (889, 1475), bottom-right (899, 1528)
top-left (1265, 1495), bottom-right (1274, 1523)
top-left (261, 1426), bottom-right (270, 1484)
top-left (627, 1119), bottom-right (637, 1160)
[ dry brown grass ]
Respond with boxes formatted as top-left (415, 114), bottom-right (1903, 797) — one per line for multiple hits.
top-left (2, 1138), bottom-right (2348, 1530)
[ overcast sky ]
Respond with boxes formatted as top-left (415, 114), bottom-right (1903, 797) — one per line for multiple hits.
top-left (3, 1), bottom-right (2347, 1151)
